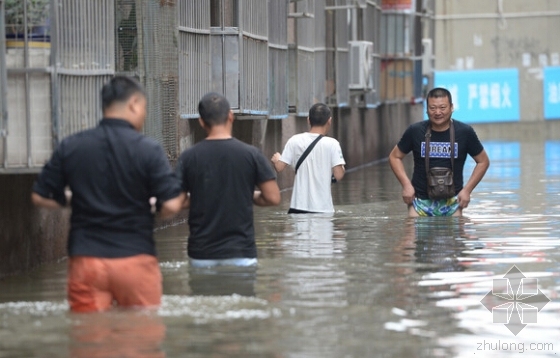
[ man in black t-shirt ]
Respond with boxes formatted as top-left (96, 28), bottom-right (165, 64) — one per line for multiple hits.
top-left (32, 76), bottom-right (185, 312)
top-left (177, 92), bottom-right (280, 267)
top-left (389, 87), bottom-right (490, 217)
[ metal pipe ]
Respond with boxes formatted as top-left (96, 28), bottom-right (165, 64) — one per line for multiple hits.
top-left (0, 0), bottom-right (8, 168)
top-left (434, 11), bottom-right (560, 21)
top-left (50, 0), bottom-right (60, 146)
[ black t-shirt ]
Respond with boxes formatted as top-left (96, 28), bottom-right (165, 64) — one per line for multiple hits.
top-left (396, 119), bottom-right (484, 199)
top-left (33, 118), bottom-right (182, 258)
top-left (177, 138), bottom-right (276, 260)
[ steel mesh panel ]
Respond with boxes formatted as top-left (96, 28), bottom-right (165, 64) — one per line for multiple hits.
top-left (239, 0), bottom-right (267, 116)
top-left (57, 0), bottom-right (114, 72)
top-left (314, 49), bottom-right (327, 103)
top-left (138, 1), bottom-right (178, 160)
top-left (314, 0), bottom-right (327, 103)
top-left (242, 0), bottom-right (267, 37)
top-left (364, 2), bottom-right (380, 105)
top-left (334, 7), bottom-right (349, 106)
top-left (178, 0), bottom-right (211, 118)
top-left (116, 1), bottom-right (138, 72)
top-left (268, 0), bottom-right (288, 119)
top-left (57, 74), bottom-right (109, 139)
top-left (179, 0), bottom-right (210, 29)
top-left (178, 32), bottom-right (211, 118)
top-left (241, 37), bottom-right (267, 114)
top-left (296, 3), bottom-right (314, 48)
top-left (268, 48), bottom-right (288, 118)
top-left (297, 48), bottom-right (315, 116)
top-left (314, 0), bottom-right (326, 48)
top-left (55, 0), bottom-right (115, 141)
top-left (268, 0), bottom-right (287, 46)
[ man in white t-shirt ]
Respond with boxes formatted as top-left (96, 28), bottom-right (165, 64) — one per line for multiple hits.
top-left (271, 103), bottom-right (346, 213)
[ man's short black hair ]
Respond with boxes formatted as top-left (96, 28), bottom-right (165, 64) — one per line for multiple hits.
top-left (198, 92), bottom-right (231, 126)
top-left (426, 87), bottom-right (453, 105)
top-left (101, 76), bottom-right (145, 111)
top-left (308, 103), bottom-right (331, 127)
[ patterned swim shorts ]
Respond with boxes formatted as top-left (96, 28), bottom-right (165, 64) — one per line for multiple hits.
top-left (412, 197), bottom-right (459, 217)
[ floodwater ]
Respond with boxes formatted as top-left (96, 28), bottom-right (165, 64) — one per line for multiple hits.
top-left (1, 139), bottom-right (560, 358)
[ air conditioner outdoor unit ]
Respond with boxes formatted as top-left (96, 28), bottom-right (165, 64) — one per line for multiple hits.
top-left (348, 41), bottom-right (374, 91)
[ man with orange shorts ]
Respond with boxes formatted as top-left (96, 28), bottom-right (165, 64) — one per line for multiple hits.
top-left (32, 76), bottom-right (184, 312)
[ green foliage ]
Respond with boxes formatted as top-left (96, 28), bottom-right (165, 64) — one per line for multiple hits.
top-left (4, 0), bottom-right (50, 34)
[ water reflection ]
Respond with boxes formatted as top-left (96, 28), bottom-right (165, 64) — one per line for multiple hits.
top-left (188, 266), bottom-right (256, 297)
top-left (69, 311), bottom-right (166, 358)
top-left (279, 213), bottom-right (347, 258)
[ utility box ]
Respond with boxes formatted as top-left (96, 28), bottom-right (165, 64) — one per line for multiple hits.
top-left (349, 41), bottom-right (374, 91)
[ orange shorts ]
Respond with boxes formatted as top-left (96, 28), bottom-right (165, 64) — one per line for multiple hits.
top-left (67, 254), bottom-right (162, 313)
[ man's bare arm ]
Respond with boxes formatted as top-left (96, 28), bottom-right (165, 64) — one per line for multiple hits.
top-left (388, 145), bottom-right (415, 204)
top-left (159, 192), bottom-right (187, 220)
top-left (254, 179), bottom-right (281, 206)
top-left (457, 149), bottom-right (490, 208)
top-left (31, 192), bottom-right (63, 209)
top-left (332, 164), bottom-right (345, 182)
top-left (270, 153), bottom-right (288, 173)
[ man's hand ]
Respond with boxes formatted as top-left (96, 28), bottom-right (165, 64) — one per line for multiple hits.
top-left (271, 152), bottom-right (281, 163)
top-left (401, 183), bottom-right (415, 205)
top-left (270, 153), bottom-right (287, 173)
top-left (456, 189), bottom-right (471, 208)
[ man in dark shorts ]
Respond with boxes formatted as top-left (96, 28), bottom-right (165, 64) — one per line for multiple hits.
top-left (388, 87), bottom-right (490, 217)
top-left (32, 76), bottom-right (184, 312)
top-left (177, 92), bottom-right (280, 268)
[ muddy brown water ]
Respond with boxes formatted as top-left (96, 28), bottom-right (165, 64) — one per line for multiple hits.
top-left (1, 139), bottom-right (559, 357)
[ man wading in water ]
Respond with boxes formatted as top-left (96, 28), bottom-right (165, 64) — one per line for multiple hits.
top-left (388, 87), bottom-right (490, 217)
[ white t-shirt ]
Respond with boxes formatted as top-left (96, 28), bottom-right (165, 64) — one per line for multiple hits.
top-left (280, 132), bottom-right (346, 213)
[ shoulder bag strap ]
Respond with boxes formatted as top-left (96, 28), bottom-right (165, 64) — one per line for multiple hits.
top-left (425, 121), bottom-right (455, 175)
top-left (425, 124), bottom-right (431, 177)
top-left (449, 120), bottom-right (455, 171)
top-left (295, 134), bottom-right (324, 173)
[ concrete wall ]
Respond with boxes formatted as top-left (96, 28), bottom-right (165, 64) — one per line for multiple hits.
top-left (0, 175), bottom-right (69, 278)
top-left (434, 0), bottom-right (560, 121)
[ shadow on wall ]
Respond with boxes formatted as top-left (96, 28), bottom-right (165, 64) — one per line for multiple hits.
top-left (0, 175), bottom-right (69, 278)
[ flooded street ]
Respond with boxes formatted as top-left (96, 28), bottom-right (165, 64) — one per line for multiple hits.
top-left (1, 139), bottom-right (560, 357)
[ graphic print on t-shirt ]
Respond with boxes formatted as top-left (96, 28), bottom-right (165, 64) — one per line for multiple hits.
top-left (421, 142), bottom-right (459, 158)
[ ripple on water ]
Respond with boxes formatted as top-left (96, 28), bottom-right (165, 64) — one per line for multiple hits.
top-left (159, 294), bottom-right (282, 323)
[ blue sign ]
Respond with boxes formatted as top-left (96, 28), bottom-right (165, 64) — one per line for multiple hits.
top-left (430, 69), bottom-right (520, 123)
top-left (545, 141), bottom-right (560, 176)
top-left (543, 67), bottom-right (560, 120)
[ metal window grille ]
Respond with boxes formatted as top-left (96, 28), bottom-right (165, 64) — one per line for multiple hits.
top-left (3, 0), bottom-right (55, 170)
top-left (290, 0), bottom-right (315, 116)
top-left (135, 1), bottom-right (178, 160)
top-left (314, 0), bottom-right (327, 105)
top-left (363, 1), bottom-right (381, 105)
top-left (268, 0), bottom-right (288, 119)
top-left (325, 0), bottom-right (349, 107)
top-left (55, 0), bottom-right (115, 141)
top-left (379, 1), bottom-right (423, 101)
top-left (239, 0), bottom-right (268, 116)
top-left (178, 0), bottom-right (211, 119)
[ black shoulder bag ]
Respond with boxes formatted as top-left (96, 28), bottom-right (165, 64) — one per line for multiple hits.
top-left (425, 121), bottom-right (455, 200)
